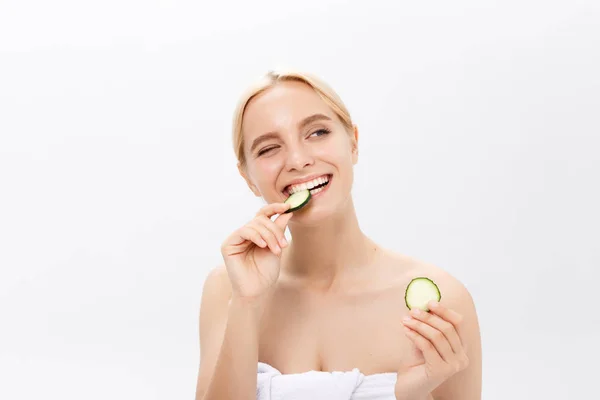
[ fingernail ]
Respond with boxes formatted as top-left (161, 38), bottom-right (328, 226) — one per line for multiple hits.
top-left (402, 316), bottom-right (412, 323)
top-left (411, 308), bottom-right (421, 315)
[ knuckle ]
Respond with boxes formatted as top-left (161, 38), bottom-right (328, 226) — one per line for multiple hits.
top-left (450, 357), bottom-right (468, 374)
top-left (455, 314), bottom-right (464, 325)
top-left (460, 354), bottom-right (470, 369)
top-left (250, 221), bottom-right (265, 232)
top-left (453, 362), bottom-right (462, 373)
top-left (260, 214), bottom-right (282, 230)
top-left (442, 322), bottom-right (454, 336)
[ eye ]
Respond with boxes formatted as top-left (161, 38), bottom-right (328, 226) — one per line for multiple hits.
top-left (310, 128), bottom-right (331, 138)
top-left (257, 146), bottom-right (278, 156)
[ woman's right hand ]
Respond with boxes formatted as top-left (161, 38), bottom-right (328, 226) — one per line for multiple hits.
top-left (220, 202), bottom-right (294, 301)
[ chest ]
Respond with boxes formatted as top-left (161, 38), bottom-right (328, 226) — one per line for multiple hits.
top-left (257, 288), bottom-right (423, 375)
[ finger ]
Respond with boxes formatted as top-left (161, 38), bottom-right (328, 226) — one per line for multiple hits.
top-left (273, 210), bottom-right (293, 231)
top-left (404, 326), bottom-right (443, 365)
top-left (247, 221), bottom-right (281, 255)
top-left (256, 215), bottom-right (288, 248)
top-left (234, 226), bottom-right (267, 249)
top-left (403, 315), bottom-right (454, 363)
top-left (256, 202), bottom-right (291, 218)
top-left (409, 308), bottom-right (463, 354)
top-left (428, 301), bottom-right (464, 342)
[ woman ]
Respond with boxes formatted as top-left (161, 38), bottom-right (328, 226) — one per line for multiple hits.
top-left (195, 70), bottom-right (482, 400)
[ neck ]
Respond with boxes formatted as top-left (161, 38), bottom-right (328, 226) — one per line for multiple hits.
top-left (281, 198), bottom-right (378, 289)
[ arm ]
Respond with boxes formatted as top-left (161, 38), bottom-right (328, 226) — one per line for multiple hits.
top-left (194, 265), bottom-right (267, 400)
top-left (395, 272), bottom-right (482, 400)
top-left (430, 280), bottom-right (482, 400)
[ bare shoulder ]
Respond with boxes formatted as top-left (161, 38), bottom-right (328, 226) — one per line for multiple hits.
top-left (195, 265), bottom-right (233, 399)
top-left (201, 264), bottom-right (233, 302)
top-left (198, 264), bottom-right (233, 344)
top-left (387, 251), bottom-right (482, 398)
top-left (198, 264), bottom-right (234, 325)
top-left (417, 261), bottom-right (474, 310)
top-left (386, 251), bottom-right (477, 315)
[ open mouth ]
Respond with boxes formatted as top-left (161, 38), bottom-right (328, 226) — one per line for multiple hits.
top-left (283, 174), bottom-right (332, 197)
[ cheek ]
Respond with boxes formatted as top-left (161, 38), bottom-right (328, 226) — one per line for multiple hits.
top-left (253, 157), bottom-right (284, 188)
top-left (317, 137), bottom-right (354, 166)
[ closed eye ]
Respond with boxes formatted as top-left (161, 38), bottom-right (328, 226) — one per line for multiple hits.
top-left (257, 146), bottom-right (278, 156)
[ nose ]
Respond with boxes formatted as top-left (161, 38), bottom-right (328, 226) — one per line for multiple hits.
top-left (284, 142), bottom-right (314, 172)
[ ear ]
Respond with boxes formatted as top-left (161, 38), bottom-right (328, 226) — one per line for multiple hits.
top-left (351, 125), bottom-right (359, 165)
top-left (237, 162), bottom-right (262, 197)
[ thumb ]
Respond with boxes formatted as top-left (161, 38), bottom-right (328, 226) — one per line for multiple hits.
top-left (274, 211), bottom-right (293, 230)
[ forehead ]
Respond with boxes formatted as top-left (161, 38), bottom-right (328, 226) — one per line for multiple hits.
top-left (242, 81), bottom-right (336, 140)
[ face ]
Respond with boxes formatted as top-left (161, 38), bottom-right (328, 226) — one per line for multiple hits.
top-left (239, 80), bottom-right (358, 222)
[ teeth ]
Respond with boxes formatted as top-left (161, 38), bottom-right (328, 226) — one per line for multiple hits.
top-left (286, 175), bottom-right (329, 195)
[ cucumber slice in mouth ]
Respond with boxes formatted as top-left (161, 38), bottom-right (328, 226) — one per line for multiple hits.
top-left (284, 189), bottom-right (311, 213)
top-left (404, 277), bottom-right (441, 311)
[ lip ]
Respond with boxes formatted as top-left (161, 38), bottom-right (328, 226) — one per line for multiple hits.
top-left (281, 173), bottom-right (332, 194)
top-left (309, 176), bottom-right (331, 199)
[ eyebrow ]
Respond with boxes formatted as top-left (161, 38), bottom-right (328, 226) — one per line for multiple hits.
top-left (249, 113), bottom-right (333, 153)
top-left (298, 113), bottom-right (332, 129)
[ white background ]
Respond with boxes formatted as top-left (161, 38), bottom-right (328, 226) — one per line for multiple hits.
top-left (1, 1), bottom-right (599, 399)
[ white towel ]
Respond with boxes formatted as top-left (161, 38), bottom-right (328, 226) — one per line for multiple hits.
top-left (256, 362), bottom-right (397, 400)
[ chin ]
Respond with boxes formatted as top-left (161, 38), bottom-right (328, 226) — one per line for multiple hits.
top-left (290, 208), bottom-right (330, 225)
top-left (290, 197), bottom-right (349, 226)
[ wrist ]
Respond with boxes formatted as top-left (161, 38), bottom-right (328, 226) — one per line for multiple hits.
top-left (229, 293), bottom-right (270, 321)
top-left (230, 292), bottom-right (270, 307)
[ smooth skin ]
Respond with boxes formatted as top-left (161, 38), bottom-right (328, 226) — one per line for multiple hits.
top-left (195, 81), bottom-right (482, 400)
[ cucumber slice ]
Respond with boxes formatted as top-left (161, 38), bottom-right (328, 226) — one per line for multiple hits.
top-left (405, 277), bottom-right (441, 311)
top-left (284, 189), bottom-right (311, 213)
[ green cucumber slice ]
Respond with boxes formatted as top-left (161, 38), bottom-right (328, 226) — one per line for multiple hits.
top-left (284, 189), bottom-right (311, 213)
top-left (405, 277), bottom-right (441, 311)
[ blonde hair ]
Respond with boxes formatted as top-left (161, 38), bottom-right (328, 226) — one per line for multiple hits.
top-left (232, 69), bottom-right (354, 166)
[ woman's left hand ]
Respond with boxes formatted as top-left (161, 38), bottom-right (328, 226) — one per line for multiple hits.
top-left (394, 301), bottom-right (470, 400)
